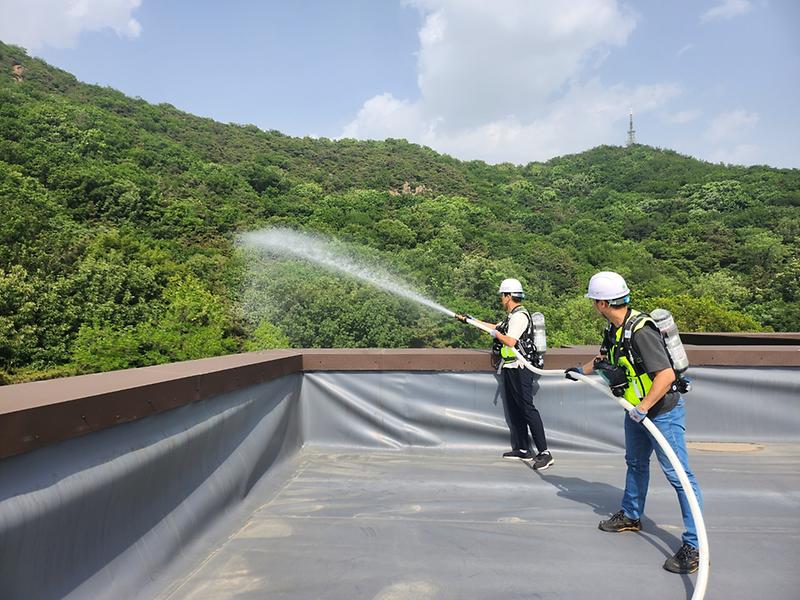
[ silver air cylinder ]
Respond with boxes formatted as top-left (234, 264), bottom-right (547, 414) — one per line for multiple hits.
top-left (531, 312), bottom-right (547, 353)
top-left (651, 308), bottom-right (689, 373)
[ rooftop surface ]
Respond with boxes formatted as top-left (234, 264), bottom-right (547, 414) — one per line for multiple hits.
top-left (159, 445), bottom-right (800, 600)
top-left (0, 348), bottom-right (798, 599)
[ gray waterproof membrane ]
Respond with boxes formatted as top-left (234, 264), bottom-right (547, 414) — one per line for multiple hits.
top-left (1, 368), bottom-right (798, 599)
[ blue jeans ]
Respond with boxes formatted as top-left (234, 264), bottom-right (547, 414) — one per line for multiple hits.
top-left (621, 398), bottom-right (703, 548)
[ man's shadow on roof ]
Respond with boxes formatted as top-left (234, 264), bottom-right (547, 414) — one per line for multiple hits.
top-left (532, 471), bottom-right (682, 561)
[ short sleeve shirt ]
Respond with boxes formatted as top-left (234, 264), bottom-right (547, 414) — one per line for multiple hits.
top-left (506, 311), bottom-right (529, 341)
top-left (631, 325), bottom-right (672, 374)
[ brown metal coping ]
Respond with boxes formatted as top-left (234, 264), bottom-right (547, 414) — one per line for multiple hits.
top-left (680, 332), bottom-right (800, 346)
top-left (0, 346), bottom-right (797, 460)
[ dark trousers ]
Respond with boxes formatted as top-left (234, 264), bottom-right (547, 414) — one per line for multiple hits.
top-left (502, 367), bottom-right (548, 454)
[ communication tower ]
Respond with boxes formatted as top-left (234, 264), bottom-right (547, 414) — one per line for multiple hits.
top-left (626, 109), bottom-right (636, 146)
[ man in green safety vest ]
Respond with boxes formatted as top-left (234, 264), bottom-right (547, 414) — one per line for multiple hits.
top-left (457, 278), bottom-right (554, 471)
top-left (564, 271), bottom-right (704, 574)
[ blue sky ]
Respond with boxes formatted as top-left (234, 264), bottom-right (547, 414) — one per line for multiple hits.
top-left (2, 0), bottom-right (798, 168)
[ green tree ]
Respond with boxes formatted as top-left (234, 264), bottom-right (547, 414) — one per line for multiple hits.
top-left (0, 265), bottom-right (39, 370)
top-left (244, 320), bottom-right (290, 351)
top-left (2, 39), bottom-right (799, 383)
top-left (375, 218), bottom-right (417, 250)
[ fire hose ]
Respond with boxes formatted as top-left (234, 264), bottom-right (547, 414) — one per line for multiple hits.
top-left (456, 313), bottom-right (709, 600)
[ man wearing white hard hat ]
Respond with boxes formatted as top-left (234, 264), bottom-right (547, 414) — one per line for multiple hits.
top-left (564, 271), bottom-right (704, 574)
top-left (457, 278), bottom-right (553, 470)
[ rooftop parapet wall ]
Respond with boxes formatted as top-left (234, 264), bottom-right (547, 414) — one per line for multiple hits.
top-left (1, 346), bottom-right (798, 460)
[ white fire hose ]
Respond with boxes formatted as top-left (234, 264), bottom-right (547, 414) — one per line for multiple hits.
top-left (459, 314), bottom-right (709, 600)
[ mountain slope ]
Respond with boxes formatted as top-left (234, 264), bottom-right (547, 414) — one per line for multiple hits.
top-left (1, 41), bottom-right (798, 383)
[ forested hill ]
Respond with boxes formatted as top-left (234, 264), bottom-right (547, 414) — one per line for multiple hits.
top-left (2, 41), bottom-right (799, 384)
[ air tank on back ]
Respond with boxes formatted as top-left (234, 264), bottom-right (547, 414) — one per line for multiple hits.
top-left (531, 312), bottom-right (547, 354)
top-left (651, 308), bottom-right (689, 373)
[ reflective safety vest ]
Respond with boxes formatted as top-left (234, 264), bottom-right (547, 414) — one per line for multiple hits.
top-left (495, 306), bottom-right (543, 368)
top-left (500, 341), bottom-right (517, 363)
top-left (602, 309), bottom-right (658, 406)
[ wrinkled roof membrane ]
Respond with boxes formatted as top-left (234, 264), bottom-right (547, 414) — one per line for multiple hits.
top-left (1, 366), bottom-right (798, 599)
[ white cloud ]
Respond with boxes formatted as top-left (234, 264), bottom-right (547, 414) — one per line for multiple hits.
top-left (677, 43), bottom-right (695, 56)
top-left (708, 144), bottom-right (761, 165)
top-left (0, 0), bottom-right (142, 50)
top-left (436, 82), bottom-right (680, 163)
top-left (703, 109), bottom-right (760, 165)
top-left (343, 0), bottom-right (680, 164)
top-left (705, 109), bottom-right (759, 143)
top-left (408, 0), bottom-right (636, 130)
top-left (701, 0), bottom-right (753, 23)
top-left (342, 93), bottom-right (430, 141)
top-left (344, 81), bottom-right (680, 164)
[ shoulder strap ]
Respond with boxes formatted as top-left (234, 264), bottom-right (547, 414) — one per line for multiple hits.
top-left (600, 322), bottom-right (613, 355)
top-left (623, 310), bottom-right (650, 340)
top-left (618, 310), bottom-right (645, 368)
top-left (624, 310), bottom-right (667, 371)
top-left (625, 310), bottom-right (684, 393)
top-left (496, 313), bottom-right (510, 333)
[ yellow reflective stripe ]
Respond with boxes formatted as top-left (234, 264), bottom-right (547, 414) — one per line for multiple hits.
top-left (500, 345), bottom-right (516, 361)
top-left (500, 307), bottom-right (528, 362)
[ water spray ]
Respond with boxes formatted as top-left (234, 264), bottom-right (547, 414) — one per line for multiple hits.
top-left (460, 314), bottom-right (709, 600)
top-left (240, 228), bottom-right (456, 317)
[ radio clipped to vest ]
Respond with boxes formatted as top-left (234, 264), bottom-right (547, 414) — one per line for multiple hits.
top-left (593, 358), bottom-right (628, 397)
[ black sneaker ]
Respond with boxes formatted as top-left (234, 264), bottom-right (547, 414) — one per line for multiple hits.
top-left (532, 451), bottom-right (554, 470)
top-left (663, 543), bottom-right (699, 574)
top-left (598, 510), bottom-right (641, 533)
top-left (502, 449), bottom-right (531, 460)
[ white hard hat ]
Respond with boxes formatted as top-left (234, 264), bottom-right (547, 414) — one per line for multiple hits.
top-left (498, 278), bottom-right (524, 297)
top-left (585, 271), bottom-right (630, 302)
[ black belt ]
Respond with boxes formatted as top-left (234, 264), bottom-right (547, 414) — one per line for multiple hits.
top-left (645, 391), bottom-right (680, 418)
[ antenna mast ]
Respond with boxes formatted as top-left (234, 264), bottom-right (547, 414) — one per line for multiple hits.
top-left (626, 109), bottom-right (636, 146)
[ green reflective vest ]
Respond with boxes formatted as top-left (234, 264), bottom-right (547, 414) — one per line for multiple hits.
top-left (605, 309), bottom-right (656, 407)
top-left (499, 306), bottom-right (530, 364)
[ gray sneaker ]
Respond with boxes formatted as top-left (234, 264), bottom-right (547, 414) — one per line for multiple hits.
top-left (532, 451), bottom-right (554, 470)
top-left (502, 449), bottom-right (532, 461)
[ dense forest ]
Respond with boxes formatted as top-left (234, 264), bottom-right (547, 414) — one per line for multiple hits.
top-left (1, 41), bottom-right (799, 384)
